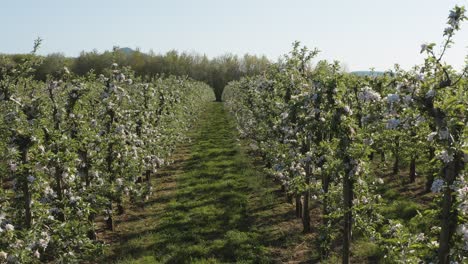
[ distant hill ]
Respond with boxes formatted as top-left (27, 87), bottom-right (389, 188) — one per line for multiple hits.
top-left (118, 47), bottom-right (135, 55)
top-left (351, 71), bottom-right (384, 77)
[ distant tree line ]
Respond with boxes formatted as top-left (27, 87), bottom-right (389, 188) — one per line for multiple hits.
top-left (0, 48), bottom-right (271, 101)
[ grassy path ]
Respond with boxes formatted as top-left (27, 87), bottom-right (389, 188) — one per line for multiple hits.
top-left (103, 102), bottom-right (315, 263)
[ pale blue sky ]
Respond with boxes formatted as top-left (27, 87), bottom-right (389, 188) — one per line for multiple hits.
top-left (1, 0), bottom-right (467, 71)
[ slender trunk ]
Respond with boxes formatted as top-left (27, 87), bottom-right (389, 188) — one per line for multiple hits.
top-left (79, 149), bottom-right (95, 239)
top-left (117, 199), bottom-right (125, 215)
top-left (106, 202), bottom-right (114, 231)
top-left (302, 191), bottom-right (310, 232)
top-left (287, 192), bottom-right (293, 204)
top-left (20, 146), bottom-right (32, 228)
top-left (438, 155), bottom-right (462, 263)
top-left (393, 150), bottom-right (399, 175)
top-left (322, 173), bottom-right (330, 224)
top-left (282, 185), bottom-right (293, 204)
top-left (393, 137), bottom-right (400, 175)
top-left (79, 150), bottom-right (90, 187)
top-left (145, 169), bottom-right (151, 184)
top-left (54, 167), bottom-right (65, 221)
top-left (425, 147), bottom-right (436, 192)
top-left (342, 171), bottom-right (353, 264)
top-left (106, 141), bottom-right (115, 230)
top-left (302, 161), bottom-right (311, 233)
top-left (295, 195), bottom-right (302, 218)
top-left (380, 151), bottom-right (385, 163)
top-left (87, 213), bottom-right (97, 240)
top-left (409, 157), bottom-right (416, 183)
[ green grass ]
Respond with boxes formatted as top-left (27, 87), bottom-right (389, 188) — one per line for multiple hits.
top-left (379, 200), bottom-right (422, 221)
top-left (105, 102), bottom-right (267, 263)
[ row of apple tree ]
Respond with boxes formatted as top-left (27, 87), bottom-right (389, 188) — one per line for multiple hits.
top-left (0, 43), bottom-right (215, 263)
top-left (223, 6), bottom-right (467, 263)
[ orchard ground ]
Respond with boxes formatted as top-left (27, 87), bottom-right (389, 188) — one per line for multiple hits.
top-left (98, 102), bottom-right (433, 263)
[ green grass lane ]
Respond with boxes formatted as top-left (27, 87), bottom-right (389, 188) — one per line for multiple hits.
top-left (108, 102), bottom-right (268, 264)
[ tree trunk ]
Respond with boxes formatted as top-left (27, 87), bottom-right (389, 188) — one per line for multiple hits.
top-left (214, 91), bottom-right (223, 102)
top-left (302, 192), bottom-right (310, 232)
top-left (87, 213), bottom-right (97, 240)
top-left (438, 155), bottom-right (462, 263)
top-left (425, 147), bottom-right (436, 192)
top-left (282, 185), bottom-right (293, 204)
top-left (20, 146), bottom-right (32, 229)
top-left (106, 203), bottom-right (114, 231)
top-left (117, 202), bottom-right (125, 215)
top-left (302, 160), bottom-right (311, 233)
top-left (145, 169), bottom-right (151, 183)
top-left (79, 150), bottom-right (90, 187)
top-left (322, 173), bottom-right (330, 224)
top-left (287, 192), bottom-right (293, 204)
top-left (54, 167), bottom-right (65, 221)
top-left (393, 138), bottom-right (400, 175)
top-left (343, 170), bottom-right (353, 264)
top-left (295, 195), bottom-right (302, 218)
top-left (393, 152), bottom-right (399, 175)
top-left (409, 157), bottom-right (416, 183)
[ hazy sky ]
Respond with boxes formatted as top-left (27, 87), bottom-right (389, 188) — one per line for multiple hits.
top-left (1, 0), bottom-right (467, 71)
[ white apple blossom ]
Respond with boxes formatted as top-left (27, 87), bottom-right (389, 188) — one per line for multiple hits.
top-left (438, 128), bottom-right (449, 140)
top-left (118, 73), bottom-right (126, 82)
top-left (390, 222), bottom-right (403, 233)
top-left (431, 178), bottom-right (445, 193)
top-left (358, 87), bottom-right (381, 102)
top-left (420, 43), bottom-right (428, 53)
top-left (361, 115), bottom-right (371, 125)
top-left (438, 150), bottom-right (454, 163)
top-left (457, 224), bottom-right (468, 250)
top-left (425, 89), bottom-right (436, 98)
top-left (280, 112), bottom-right (288, 120)
top-left (448, 9), bottom-right (461, 27)
top-left (386, 94), bottom-right (400, 104)
top-left (427, 132), bottom-right (437, 142)
top-left (363, 138), bottom-right (374, 145)
top-left (116, 178), bottom-right (123, 186)
top-left (5, 223), bottom-right (14, 231)
top-left (386, 118), bottom-right (400, 130)
top-left (343, 105), bottom-right (352, 115)
top-left (402, 95), bottom-right (413, 104)
top-left (415, 233), bottom-right (425, 242)
top-left (357, 178), bottom-right (365, 185)
top-left (38, 238), bottom-right (49, 249)
top-left (9, 162), bottom-right (17, 172)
